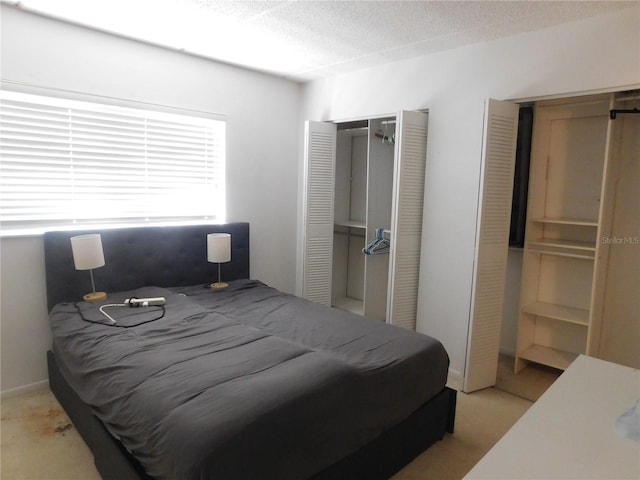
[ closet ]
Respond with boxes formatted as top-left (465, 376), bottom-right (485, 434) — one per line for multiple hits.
top-left (515, 92), bottom-right (639, 372)
top-left (302, 111), bottom-right (428, 329)
top-left (464, 93), bottom-right (638, 393)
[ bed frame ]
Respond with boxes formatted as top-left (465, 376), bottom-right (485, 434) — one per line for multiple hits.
top-left (44, 222), bottom-right (456, 480)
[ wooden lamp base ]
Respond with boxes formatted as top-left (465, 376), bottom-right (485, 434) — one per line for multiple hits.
top-left (209, 282), bottom-right (229, 290)
top-left (83, 291), bottom-right (107, 302)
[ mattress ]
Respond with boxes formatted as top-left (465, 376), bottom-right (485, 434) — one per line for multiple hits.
top-left (49, 279), bottom-right (449, 480)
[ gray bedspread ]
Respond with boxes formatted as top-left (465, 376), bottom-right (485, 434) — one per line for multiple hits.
top-left (49, 280), bottom-right (449, 480)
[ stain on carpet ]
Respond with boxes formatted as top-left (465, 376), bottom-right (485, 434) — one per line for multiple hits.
top-left (23, 406), bottom-right (74, 437)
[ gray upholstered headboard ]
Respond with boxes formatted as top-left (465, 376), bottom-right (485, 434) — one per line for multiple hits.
top-left (43, 222), bottom-right (250, 311)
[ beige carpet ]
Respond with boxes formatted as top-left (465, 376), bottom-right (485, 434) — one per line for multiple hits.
top-left (1, 388), bottom-right (99, 480)
top-left (1, 384), bottom-right (532, 480)
top-left (391, 385), bottom-right (531, 480)
top-left (495, 354), bottom-right (561, 402)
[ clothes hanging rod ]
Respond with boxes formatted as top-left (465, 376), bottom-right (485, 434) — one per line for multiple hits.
top-left (609, 108), bottom-right (640, 120)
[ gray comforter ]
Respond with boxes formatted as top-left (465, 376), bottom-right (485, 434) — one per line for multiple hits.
top-left (49, 280), bottom-right (449, 480)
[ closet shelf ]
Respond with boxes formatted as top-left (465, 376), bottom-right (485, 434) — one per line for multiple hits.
top-left (529, 239), bottom-right (595, 251)
top-left (518, 344), bottom-right (578, 371)
top-left (528, 239), bottom-right (596, 251)
top-left (521, 302), bottom-right (589, 326)
top-left (334, 221), bottom-right (366, 229)
top-left (531, 217), bottom-right (599, 227)
top-left (332, 296), bottom-right (363, 316)
top-left (527, 245), bottom-right (595, 260)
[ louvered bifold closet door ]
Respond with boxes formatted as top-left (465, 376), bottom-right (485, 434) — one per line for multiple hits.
top-left (463, 99), bottom-right (519, 393)
top-left (387, 111), bottom-right (429, 330)
top-left (302, 121), bottom-right (337, 305)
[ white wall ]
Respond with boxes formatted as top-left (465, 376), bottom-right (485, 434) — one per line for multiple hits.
top-left (0, 6), bottom-right (300, 394)
top-left (501, 249), bottom-right (523, 357)
top-left (299, 6), bottom-right (640, 379)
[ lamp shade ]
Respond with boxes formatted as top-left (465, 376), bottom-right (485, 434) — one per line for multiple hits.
top-left (207, 233), bottom-right (231, 263)
top-left (70, 234), bottom-right (105, 270)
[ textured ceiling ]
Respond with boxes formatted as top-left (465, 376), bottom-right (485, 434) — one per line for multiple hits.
top-left (8, 0), bottom-right (636, 82)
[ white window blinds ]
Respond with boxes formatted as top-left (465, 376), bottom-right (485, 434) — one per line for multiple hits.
top-left (0, 90), bottom-right (225, 234)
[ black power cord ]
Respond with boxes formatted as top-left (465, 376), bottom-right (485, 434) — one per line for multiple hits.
top-left (73, 302), bottom-right (166, 328)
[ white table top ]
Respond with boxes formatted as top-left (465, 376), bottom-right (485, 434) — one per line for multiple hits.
top-left (464, 355), bottom-right (640, 480)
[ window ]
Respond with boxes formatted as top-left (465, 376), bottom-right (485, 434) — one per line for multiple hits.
top-left (0, 90), bottom-right (225, 235)
top-left (509, 105), bottom-right (533, 247)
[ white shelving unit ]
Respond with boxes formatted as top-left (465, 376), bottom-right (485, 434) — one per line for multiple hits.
top-left (515, 95), bottom-right (612, 372)
top-left (515, 91), bottom-right (640, 372)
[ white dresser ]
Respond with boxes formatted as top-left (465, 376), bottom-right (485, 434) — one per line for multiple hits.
top-left (464, 355), bottom-right (640, 479)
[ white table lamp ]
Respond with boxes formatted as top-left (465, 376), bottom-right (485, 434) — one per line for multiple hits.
top-left (70, 234), bottom-right (107, 302)
top-left (207, 233), bottom-right (231, 289)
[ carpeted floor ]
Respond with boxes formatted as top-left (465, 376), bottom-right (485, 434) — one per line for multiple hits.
top-left (1, 388), bottom-right (98, 480)
top-left (1, 380), bottom-right (534, 480)
top-left (391, 385), bottom-right (532, 480)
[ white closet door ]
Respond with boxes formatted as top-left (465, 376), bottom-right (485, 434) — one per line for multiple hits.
top-left (463, 99), bottom-right (519, 393)
top-left (302, 121), bottom-right (337, 305)
top-left (387, 110), bottom-right (429, 329)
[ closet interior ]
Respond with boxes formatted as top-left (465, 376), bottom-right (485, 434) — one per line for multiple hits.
top-left (514, 91), bottom-right (639, 372)
top-left (332, 117), bottom-right (396, 320)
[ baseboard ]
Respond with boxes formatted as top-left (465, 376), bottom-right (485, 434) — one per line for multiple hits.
top-left (446, 368), bottom-right (463, 391)
top-left (1, 379), bottom-right (49, 400)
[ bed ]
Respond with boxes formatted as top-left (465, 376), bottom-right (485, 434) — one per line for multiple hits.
top-left (44, 222), bottom-right (456, 480)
